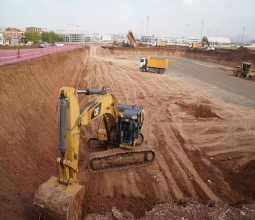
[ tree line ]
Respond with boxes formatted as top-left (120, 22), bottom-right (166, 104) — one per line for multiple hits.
top-left (25, 30), bottom-right (63, 44)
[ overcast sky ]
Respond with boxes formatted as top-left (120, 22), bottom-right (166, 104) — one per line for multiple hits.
top-left (1, 0), bottom-right (254, 42)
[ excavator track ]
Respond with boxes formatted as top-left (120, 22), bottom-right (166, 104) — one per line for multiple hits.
top-left (88, 145), bottom-right (155, 172)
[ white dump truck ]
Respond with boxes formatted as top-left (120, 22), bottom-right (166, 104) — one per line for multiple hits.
top-left (140, 57), bottom-right (168, 74)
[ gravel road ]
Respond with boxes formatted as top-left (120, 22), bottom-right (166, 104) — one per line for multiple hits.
top-left (167, 57), bottom-right (255, 108)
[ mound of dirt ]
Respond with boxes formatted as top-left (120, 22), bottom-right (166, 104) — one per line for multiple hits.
top-left (234, 46), bottom-right (254, 55)
top-left (177, 103), bottom-right (221, 119)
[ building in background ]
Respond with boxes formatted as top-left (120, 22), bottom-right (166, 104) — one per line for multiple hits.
top-left (207, 37), bottom-right (231, 47)
top-left (0, 29), bottom-right (4, 45)
top-left (58, 32), bottom-right (112, 45)
top-left (25, 27), bottom-right (43, 32)
top-left (4, 28), bottom-right (25, 45)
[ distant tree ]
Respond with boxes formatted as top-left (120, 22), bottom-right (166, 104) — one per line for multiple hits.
top-left (58, 36), bottom-right (64, 42)
top-left (41, 31), bottom-right (49, 42)
top-left (5, 27), bottom-right (12, 31)
top-left (3, 33), bottom-right (9, 44)
top-left (41, 31), bottom-right (62, 43)
top-left (25, 30), bottom-right (41, 43)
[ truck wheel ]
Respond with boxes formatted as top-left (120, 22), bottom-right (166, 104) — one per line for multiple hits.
top-left (155, 69), bottom-right (158, 74)
top-left (143, 67), bottom-right (146, 72)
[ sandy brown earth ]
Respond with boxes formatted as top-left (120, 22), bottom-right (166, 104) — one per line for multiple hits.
top-left (0, 45), bottom-right (255, 220)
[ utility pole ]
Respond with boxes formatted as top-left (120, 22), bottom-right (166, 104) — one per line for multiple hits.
top-left (142, 20), bottom-right (143, 36)
top-left (242, 27), bottom-right (245, 46)
top-left (147, 16), bottom-right (149, 42)
top-left (201, 20), bottom-right (203, 39)
top-left (186, 23), bottom-right (188, 37)
top-left (216, 29), bottom-right (218, 45)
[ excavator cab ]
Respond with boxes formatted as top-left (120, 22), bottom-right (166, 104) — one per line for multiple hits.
top-left (120, 120), bottom-right (133, 146)
top-left (118, 103), bottom-right (144, 149)
top-left (242, 62), bottom-right (252, 73)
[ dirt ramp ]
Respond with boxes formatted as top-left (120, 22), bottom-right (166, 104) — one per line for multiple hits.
top-left (0, 47), bottom-right (89, 219)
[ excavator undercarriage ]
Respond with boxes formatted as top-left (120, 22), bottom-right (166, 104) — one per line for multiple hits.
top-left (88, 145), bottom-right (155, 172)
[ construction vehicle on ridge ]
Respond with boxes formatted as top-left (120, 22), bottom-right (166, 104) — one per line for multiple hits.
top-left (122, 30), bottom-right (137, 47)
top-left (152, 41), bottom-right (166, 47)
top-left (188, 36), bottom-right (214, 50)
top-left (33, 87), bottom-right (155, 220)
top-left (140, 57), bottom-right (168, 74)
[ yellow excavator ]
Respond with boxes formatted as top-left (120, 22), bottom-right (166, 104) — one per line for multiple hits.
top-left (33, 87), bottom-right (155, 219)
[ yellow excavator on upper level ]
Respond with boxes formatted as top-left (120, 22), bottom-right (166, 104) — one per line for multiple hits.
top-left (33, 86), bottom-right (155, 220)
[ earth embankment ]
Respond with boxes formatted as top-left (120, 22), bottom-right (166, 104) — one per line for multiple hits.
top-left (104, 45), bottom-right (255, 67)
top-left (0, 47), bottom-right (89, 219)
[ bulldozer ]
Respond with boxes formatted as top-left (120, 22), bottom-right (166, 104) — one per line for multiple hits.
top-left (233, 62), bottom-right (253, 78)
top-left (33, 87), bottom-right (155, 219)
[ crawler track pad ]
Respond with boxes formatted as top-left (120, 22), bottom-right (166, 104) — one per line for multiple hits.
top-left (33, 176), bottom-right (85, 220)
top-left (88, 146), bottom-right (155, 172)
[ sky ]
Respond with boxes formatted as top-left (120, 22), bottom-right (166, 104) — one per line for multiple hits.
top-left (1, 0), bottom-right (255, 42)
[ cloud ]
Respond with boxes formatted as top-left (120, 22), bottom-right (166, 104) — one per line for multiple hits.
top-left (183, 0), bottom-right (200, 6)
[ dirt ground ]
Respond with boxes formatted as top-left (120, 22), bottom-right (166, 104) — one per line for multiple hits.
top-left (0, 45), bottom-right (255, 220)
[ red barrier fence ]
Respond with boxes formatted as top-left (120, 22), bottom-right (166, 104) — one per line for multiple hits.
top-left (0, 45), bottom-right (82, 66)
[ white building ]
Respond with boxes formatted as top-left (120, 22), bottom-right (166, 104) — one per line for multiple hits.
top-left (57, 32), bottom-right (111, 44)
top-left (0, 29), bottom-right (4, 45)
top-left (207, 37), bottom-right (231, 46)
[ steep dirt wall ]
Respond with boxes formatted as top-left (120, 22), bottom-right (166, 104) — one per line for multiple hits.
top-left (104, 46), bottom-right (186, 56)
top-left (0, 47), bottom-right (89, 219)
top-left (103, 46), bottom-right (255, 67)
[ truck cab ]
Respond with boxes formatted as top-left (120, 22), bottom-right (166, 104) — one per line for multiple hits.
top-left (140, 57), bottom-right (147, 71)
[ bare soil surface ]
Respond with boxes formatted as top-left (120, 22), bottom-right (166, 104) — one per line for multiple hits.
top-left (0, 46), bottom-right (255, 220)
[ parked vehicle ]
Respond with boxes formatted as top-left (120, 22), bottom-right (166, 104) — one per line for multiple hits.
top-left (140, 57), bottom-right (168, 74)
top-left (55, 42), bottom-right (64, 46)
top-left (25, 42), bottom-right (33, 46)
top-left (39, 42), bottom-right (51, 48)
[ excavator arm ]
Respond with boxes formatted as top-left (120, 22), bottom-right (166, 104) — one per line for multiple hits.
top-left (34, 86), bottom-right (120, 220)
top-left (34, 86), bottom-right (154, 219)
top-left (57, 87), bottom-right (120, 183)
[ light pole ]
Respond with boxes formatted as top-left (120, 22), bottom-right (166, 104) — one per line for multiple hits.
top-left (186, 23), bottom-right (188, 37)
top-left (242, 27), bottom-right (245, 46)
top-left (147, 16), bottom-right (149, 42)
top-left (216, 29), bottom-right (218, 46)
top-left (142, 20), bottom-right (143, 36)
top-left (201, 20), bottom-right (203, 39)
